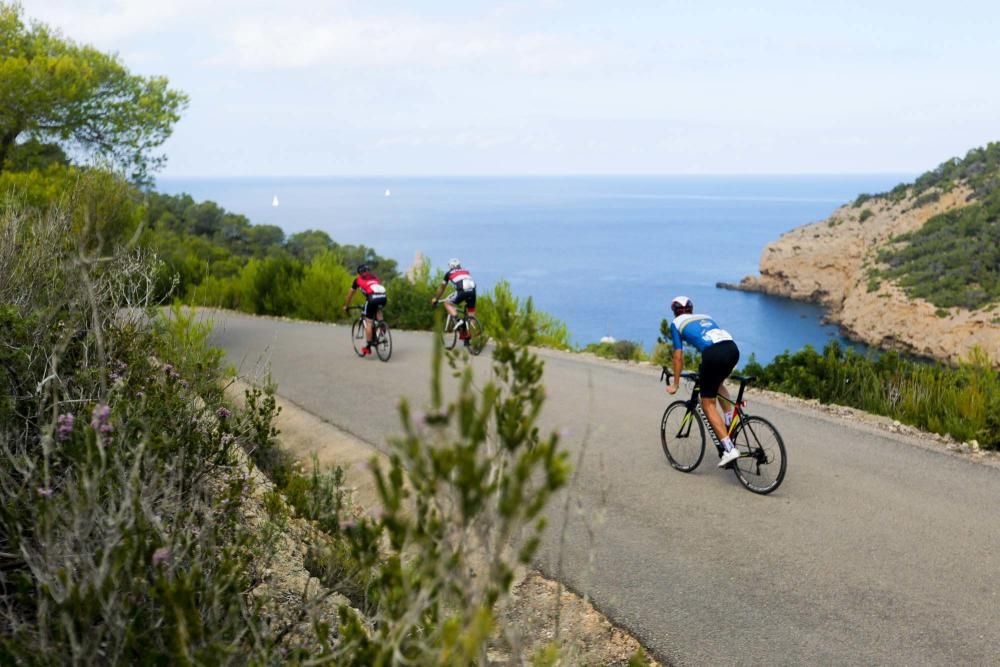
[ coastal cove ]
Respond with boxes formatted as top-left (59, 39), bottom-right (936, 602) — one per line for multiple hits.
top-left (159, 175), bottom-right (907, 363)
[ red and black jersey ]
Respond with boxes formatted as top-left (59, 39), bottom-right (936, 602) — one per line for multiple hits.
top-left (352, 272), bottom-right (384, 297)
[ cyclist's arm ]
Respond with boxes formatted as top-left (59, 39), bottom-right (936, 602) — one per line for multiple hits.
top-left (343, 287), bottom-right (357, 311)
top-left (670, 348), bottom-right (684, 392)
top-left (431, 279), bottom-right (449, 303)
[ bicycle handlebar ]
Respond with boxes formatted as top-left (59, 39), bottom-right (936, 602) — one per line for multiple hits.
top-left (659, 367), bottom-right (757, 385)
top-left (660, 367), bottom-right (699, 383)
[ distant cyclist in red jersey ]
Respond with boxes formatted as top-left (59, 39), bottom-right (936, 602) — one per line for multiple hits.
top-left (431, 258), bottom-right (477, 341)
top-left (342, 264), bottom-right (387, 357)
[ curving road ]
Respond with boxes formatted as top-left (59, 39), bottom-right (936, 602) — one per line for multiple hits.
top-left (206, 311), bottom-right (1000, 665)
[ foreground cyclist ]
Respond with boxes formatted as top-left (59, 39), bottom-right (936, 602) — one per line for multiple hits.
top-left (430, 258), bottom-right (477, 345)
top-left (665, 296), bottom-right (741, 467)
top-left (342, 264), bottom-right (387, 357)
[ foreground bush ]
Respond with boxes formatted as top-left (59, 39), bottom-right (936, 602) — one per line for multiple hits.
top-left (0, 204), bottom-right (290, 661)
top-left (743, 342), bottom-right (1000, 449)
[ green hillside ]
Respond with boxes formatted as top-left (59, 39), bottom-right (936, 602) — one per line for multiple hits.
top-left (859, 143), bottom-right (1000, 311)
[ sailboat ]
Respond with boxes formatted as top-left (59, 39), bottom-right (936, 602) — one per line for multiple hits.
top-left (272, 195), bottom-right (280, 207)
top-left (384, 189), bottom-right (391, 197)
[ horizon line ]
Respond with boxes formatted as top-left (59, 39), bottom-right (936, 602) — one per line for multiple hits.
top-left (157, 171), bottom-right (917, 181)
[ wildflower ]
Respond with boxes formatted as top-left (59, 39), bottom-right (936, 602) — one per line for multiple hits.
top-left (152, 547), bottom-right (171, 566)
top-left (36, 487), bottom-right (54, 498)
top-left (91, 403), bottom-right (113, 437)
top-left (56, 413), bottom-right (75, 441)
top-left (216, 406), bottom-right (232, 420)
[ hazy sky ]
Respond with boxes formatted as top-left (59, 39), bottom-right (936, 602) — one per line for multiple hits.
top-left (25, 0), bottom-right (1000, 177)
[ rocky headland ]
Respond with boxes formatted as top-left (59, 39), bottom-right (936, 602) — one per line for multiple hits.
top-left (730, 181), bottom-right (999, 367)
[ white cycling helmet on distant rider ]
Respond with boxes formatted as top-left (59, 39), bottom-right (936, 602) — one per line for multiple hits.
top-left (670, 295), bottom-right (693, 317)
top-left (448, 258), bottom-right (461, 269)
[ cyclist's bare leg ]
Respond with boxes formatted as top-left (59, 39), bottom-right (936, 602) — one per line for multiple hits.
top-left (443, 300), bottom-right (458, 318)
top-left (364, 317), bottom-right (374, 346)
top-left (716, 383), bottom-right (734, 425)
top-left (700, 395), bottom-right (729, 443)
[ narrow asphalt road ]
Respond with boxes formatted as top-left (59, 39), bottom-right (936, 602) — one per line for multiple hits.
top-left (206, 311), bottom-right (1000, 665)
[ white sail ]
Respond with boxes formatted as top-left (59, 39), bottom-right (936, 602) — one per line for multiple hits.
top-left (384, 189), bottom-right (391, 197)
top-left (272, 195), bottom-right (279, 207)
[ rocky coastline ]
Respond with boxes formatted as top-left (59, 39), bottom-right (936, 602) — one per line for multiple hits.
top-left (729, 184), bottom-right (999, 367)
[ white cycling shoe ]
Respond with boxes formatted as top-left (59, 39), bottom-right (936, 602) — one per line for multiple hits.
top-left (718, 447), bottom-right (741, 468)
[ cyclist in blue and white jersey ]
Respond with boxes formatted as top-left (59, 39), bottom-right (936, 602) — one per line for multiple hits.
top-left (665, 296), bottom-right (742, 467)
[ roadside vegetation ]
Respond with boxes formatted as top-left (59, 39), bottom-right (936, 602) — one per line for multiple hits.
top-left (741, 342), bottom-right (1000, 449)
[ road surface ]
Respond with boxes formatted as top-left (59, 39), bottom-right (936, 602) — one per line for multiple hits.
top-left (207, 311), bottom-right (1000, 665)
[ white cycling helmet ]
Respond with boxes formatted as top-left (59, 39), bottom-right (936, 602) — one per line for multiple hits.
top-left (670, 295), bottom-right (693, 317)
top-left (448, 258), bottom-right (461, 269)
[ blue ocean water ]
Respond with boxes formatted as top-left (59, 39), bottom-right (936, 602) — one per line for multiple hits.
top-left (157, 175), bottom-right (909, 364)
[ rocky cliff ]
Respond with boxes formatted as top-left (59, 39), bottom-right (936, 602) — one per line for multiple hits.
top-left (735, 184), bottom-right (999, 366)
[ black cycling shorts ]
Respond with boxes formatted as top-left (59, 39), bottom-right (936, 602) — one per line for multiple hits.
top-left (446, 289), bottom-right (476, 309)
top-left (699, 340), bottom-right (739, 398)
top-left (364, 295), bottom-right (387, 319)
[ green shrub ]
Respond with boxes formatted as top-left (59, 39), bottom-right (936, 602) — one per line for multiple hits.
top-left (876, 188), bottom-right (1000, 310)
top-left (859, 208), bottom-right (874, 223)
top-left (476, 280), bottom-right (573, 350)
top-left (584, 339), bottom-right (648, 361)
top-left (295, 250), bottom-right (354, 322)
top-left (328, 282), bottom-right (571, 664)
top-left (742, 341), bottom-right (1000, 448)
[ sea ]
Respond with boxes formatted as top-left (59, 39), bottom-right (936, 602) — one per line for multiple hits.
top-left (157, 175), bottom-right (910, 364)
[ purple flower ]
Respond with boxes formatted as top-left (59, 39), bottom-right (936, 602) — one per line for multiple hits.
top-left (152, 547), bottom-right (171, 566)
top-left (216, 407), bottom-right (231, 420)
top-left (56, 413), bottom-right (75, 441)
top-left (91, 404), bottom-right (113, 437)
top-left (36, 487), bottom-right (54, 498)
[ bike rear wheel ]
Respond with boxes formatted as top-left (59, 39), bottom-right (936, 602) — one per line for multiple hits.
top-left (375, 321), bottom-right (392, 361)
top-left (730, 415), bottom-right (786, 494)
top-left (465, 316), bottom-right (486, 355)
top-left (351, 319), bottom-right (367, 357)
top-left (660, 400), bottom-right (705, 472)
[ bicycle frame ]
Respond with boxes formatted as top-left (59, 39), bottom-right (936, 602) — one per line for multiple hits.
top-left (660, 368), bottom-right (751, 456)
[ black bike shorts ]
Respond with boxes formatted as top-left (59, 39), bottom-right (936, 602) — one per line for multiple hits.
top-left (446, 289), bottom-right (476, 309)
top-left (699, 340), bottom-right (739, 398)
top-left (364, 295), bottom-right (387, 319)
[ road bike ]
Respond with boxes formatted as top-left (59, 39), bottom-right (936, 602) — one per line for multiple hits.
top-left (659, 369), bottom-right (787, 494)
top-left (347, 305), bottom-right (392, 362)
top-left (439, 302), bottom-right (486, 356)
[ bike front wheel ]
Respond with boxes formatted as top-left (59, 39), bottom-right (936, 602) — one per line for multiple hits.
top-left (351, 319), bottom-right (367, 357)
top-left (465, 316), bottom-right (486, 356)
top-left (730, 415), bottom-right (786, 494)
top-left (375, 321), bottom-right (392, 361)
top-left (660, 400), bottom-right (705, 472)
top-left (442, 315), bottom-right (458, 350)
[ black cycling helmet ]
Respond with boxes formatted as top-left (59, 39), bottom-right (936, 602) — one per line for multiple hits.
top-left (670, 295), bottom-right (693, 317)
top-left (357, 263), bottom-right (369, 274)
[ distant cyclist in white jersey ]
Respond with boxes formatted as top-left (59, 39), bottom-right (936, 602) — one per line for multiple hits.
top-left (431, 258), bottom-right (477, 327)
top-left (665, 296), bottom-right (742, 467)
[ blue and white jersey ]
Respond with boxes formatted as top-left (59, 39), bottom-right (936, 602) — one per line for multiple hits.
top-left (670, 314), bottom-right (734, 353)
